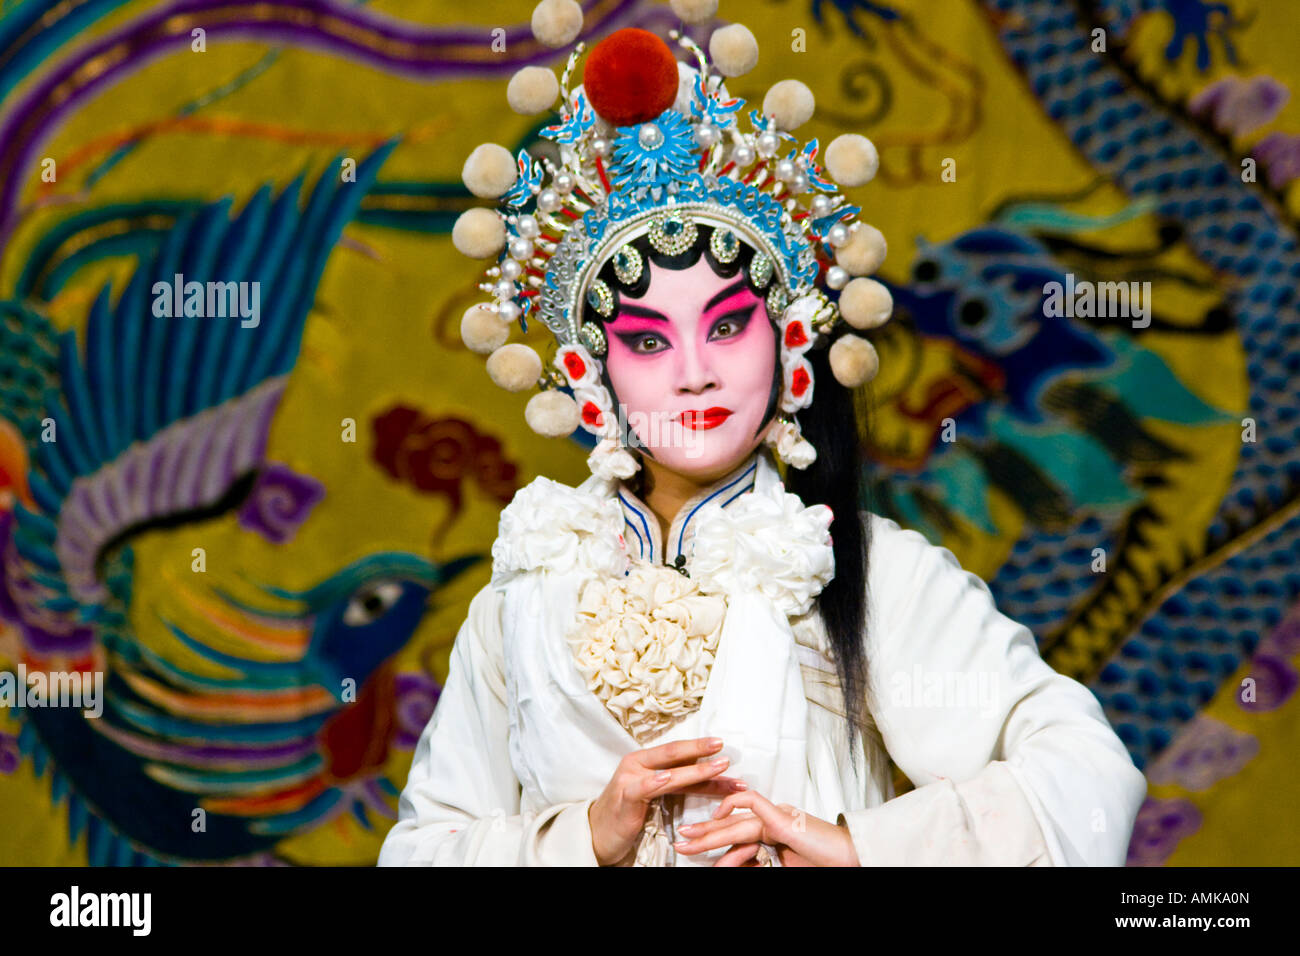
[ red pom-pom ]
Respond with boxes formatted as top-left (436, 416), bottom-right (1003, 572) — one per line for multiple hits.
top-left (583, 29), bottom-right (680, 127)
top-left (791, 365), bottom-right (811, 398)
top-left (784, 322), bottom-right (808, 349)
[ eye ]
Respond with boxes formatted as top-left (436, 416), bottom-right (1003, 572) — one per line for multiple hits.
top-left (913, 259), bottom-right (940, 283)
top-left (343, 580), bottom-right (404, 627)
top-left (708, 307), bottom-right (754, 341)
top-left (958, 299), bottom-right (988, 327)
top-left (616, 332), bottom-right (671, 354)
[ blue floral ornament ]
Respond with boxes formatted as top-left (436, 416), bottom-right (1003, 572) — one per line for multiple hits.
top-left (795, 140), bottom-right (838, 193)
top-left (609, 110), bottom-right (698, 203)
top-left (689, 73), bottom-right (744, 131)
top-left (541, 90), bottom-right (596, 145)
top-left (500, 150), bottom-right (545, 209)
top-left (811, 204), bottom-right (862, 244)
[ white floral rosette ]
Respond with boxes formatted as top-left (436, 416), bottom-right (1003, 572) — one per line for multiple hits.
top-left (569, 564), bottom-right (727, 744)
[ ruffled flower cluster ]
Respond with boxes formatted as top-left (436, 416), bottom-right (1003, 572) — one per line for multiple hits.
top-left (569, 563), bottom-right (727, 744)
top-left (490, 477), bottom-right (628, 583)
top-left (690, 485), bottom-right (834, 617)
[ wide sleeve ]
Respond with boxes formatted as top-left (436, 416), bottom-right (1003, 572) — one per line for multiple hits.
top-left (836, 515), bottom-right (1147, 867)
top-left (377, 584), bottom-right (600, 866)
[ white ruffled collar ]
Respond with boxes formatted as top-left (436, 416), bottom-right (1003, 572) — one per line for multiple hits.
top-left (492, 449), bottom-right (833, 617)
top-left (606, 452), bottom-right (770, 569)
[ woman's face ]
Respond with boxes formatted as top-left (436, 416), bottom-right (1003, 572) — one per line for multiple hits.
top-left (603, 255), bottom-right (777, 482)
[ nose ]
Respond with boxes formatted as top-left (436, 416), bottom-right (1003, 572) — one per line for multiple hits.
top-left (674, 343), bottom-right (720, 395)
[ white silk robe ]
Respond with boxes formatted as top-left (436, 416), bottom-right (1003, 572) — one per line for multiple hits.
top-left (378, 455), bottom-right (1146, 866)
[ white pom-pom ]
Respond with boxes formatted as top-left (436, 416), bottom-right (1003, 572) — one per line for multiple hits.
top-left (709, 24), bottom-right (759, 78)
top-left (588, 437), bottom-right (640, 481)
top-left (829, 334), bottom-right (880, 388)
top-left (462, 143), bottom-right (518, 199)
top-left (838, 278), bottom-right (893, 330)
top-left (670, 0), bottom-right (718, 24)
top-left (460, 304), bottom-right (511, 354)
top-left (451, 208), bottom-right (506, 259)
top-left (526, 390), bottom-right (582, 437)
top-left (825, 134), bottom-right (879, 187)
top-left (762, 79), bottom-right (815, 131)
top-left (531, 0), bottom-right (583, 48)
top-left (507, 66), bottom-right (559, 115)
top-left (835, 223), bottom-right (888, 276)
top-left (486, 344), bottom-right (543, 392)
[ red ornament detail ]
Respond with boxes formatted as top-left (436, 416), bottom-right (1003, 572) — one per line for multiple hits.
top-left (582, 29), bottom-right (680, 127)
top-left (563, 352), bottom-right (587, 380)
top-left (791, 366), bottom-right (812, 398)
top-left (581, 401), bottom-right (604, 427)
top-left (784, 322), bottom-right (809, 349)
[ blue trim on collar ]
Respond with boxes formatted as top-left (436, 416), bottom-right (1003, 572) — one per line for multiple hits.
top-left (674, 460), bottom-right (758, 560)
top-left (619, 492), bottom-right (653, 561)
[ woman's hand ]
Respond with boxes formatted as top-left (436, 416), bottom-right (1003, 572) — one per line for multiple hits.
top-left (588, 737), bottom-right (747, 866)
top-left (671, 789), bottom-right (862, 867)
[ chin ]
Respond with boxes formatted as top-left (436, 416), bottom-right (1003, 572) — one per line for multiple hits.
top-left (645, 434), bottom-right (764, 483)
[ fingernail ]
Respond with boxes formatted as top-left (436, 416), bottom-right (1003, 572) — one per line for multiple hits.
top-left (711, 756), bottom-right (728, 766)
top-left (655, 770), bottom-right (671, 781)
top-left (733, 781), bottom-right (747, 790)
top-left (678, 824), bottom-right (695, 833)
top-left (708, 738), bottom-right (723, 748)
top-left (674, 841), bottom-right (689, 850)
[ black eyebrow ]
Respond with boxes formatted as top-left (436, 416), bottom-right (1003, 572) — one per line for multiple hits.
top-left (614, 304), bottom-right (670, 321)
top-left (703, 279), bottom-right (750, 314)
top-left (613, 278), bottom-right (750, 322)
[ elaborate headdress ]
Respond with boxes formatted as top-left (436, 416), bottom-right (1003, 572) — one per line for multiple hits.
top-left (453, 0), bottom-right (894, 480)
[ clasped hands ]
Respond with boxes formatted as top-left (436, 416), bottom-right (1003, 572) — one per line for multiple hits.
top-left (589, 736), bottom-right (860, 867)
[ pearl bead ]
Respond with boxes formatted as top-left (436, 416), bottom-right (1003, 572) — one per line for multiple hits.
top-left (811, 194), bottom-right (833, 218)
top-left (775, 158), bottom-right (796, 181)
top-left (497, 300), bottom-right (522, 323)
top-left (508, 237), bottom-right (534, 261)
top-left (591, 137), bottom-right (610, 158)
top-left (638, 123), bottom-right (664, 149)
top-left (516, 215), bottom-right (539, 239)
top-left (756, 131), bottom-right (779, 158)
top-left (493, 279), bottom-right (516, 301)
top-left (827, 223), bottom-right (851, 247)
top-left (826, 266), bottom-right (850, 290)
top-left (731, 144), bottom-right (755, 167)
top-left (536, 188), bottom-right (561, 213)
top-left (695, 123), bottom-right (721, 148)
top-left (789, 172), bottom-right (809, 194)
top-left (500, 258), bottom-right (523, 280)
top-left (554, 171), bottom-right (575, 194)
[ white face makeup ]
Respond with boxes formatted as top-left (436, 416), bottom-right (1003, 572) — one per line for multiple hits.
top-left (602, 255), bottom-right (778, 482)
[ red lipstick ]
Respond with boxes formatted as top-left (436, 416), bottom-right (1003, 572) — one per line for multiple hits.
top-left (678, 407), bottom-right (733, 430)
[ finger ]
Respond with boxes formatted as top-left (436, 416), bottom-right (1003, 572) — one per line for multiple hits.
top-left (713, 843), bottom-right (761, 867)
top-left (711, 787), bottom-right (781, 820)
top-left (675, 816), bottom-right (763, 855)
top-left (678, 778), bottom-right (747, 797)
top-left (639, 756), bottom-right (732, 800)
top-left (638, 737), bottom-right (724, 770)
top-left (676, 810), bottom-right (753, 839)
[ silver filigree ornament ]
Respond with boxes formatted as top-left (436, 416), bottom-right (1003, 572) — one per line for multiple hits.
top-left (586, 278), bottom-right (615, 318)
top-left (647, 212), bottom-right (698, 256)
top-left (710, 226), bottom-right (740, 265)
top-left (611, 244), bottom-right (644, 286)
top-left (579, 321), bottom-right (608, 357)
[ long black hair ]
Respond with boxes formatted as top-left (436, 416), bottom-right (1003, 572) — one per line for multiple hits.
top-left (584, 226), bottom-right (877, 771)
